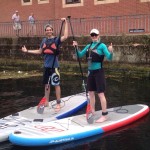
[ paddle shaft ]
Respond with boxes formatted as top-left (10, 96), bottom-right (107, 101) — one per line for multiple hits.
top-left (67, 16), bottom-right (87, 93)
top-left (68, 16), bottom-right (94, 124)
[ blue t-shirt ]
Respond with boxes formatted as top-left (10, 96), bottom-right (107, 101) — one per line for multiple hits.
top-left (40, 37), bottom-right (61, 68)
top-left (77, 41), bottom-right (113, 70)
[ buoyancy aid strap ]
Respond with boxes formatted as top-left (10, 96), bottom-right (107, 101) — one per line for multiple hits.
top-left (92, 42), bottom-right (102, 50)
top-left (87, 42), bottom-right (102, 58)
top-left (88, 42), bottom-right (102, 50)
top-left (86, 42), bottom-right (104, 68)
top-left (43, 37), bottom-right (59, 55)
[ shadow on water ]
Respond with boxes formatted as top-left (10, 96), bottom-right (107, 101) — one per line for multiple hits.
top-left (0, 74), bottom-right (150, 150)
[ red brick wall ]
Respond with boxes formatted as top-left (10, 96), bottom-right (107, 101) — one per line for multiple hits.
top-left (0, 0), bottom-right (150, 22)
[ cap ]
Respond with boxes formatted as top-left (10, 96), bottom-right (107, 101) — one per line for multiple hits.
top-left (90, 29), bottom-right (99, 35)
top-left (15, 10), bottom-right (18, 13)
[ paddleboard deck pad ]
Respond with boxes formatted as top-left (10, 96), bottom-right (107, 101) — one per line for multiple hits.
top-left (0, 92), bottom-right (87, 142)
top-left (9, 104), bottom-right (149, 146)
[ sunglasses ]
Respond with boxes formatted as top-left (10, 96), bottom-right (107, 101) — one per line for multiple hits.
top-left (46, 29), bottom-right (52, 31)
top-left (90, 33), bottom-right (98, 37)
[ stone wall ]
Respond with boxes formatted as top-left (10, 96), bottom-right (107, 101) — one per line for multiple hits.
top-left (0, 35), bottom-right (149, 64)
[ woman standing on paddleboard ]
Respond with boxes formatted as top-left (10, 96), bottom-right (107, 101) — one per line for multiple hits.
top-left (21, 18), bottom-right (68, 112)
top-left (73, 29), bottom-right (113, 123)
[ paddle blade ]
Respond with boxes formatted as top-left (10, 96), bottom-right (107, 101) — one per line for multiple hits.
top-left (86, 101), bottom-right (94, 124)
top-left (37, 97), bottom-right (46, 114)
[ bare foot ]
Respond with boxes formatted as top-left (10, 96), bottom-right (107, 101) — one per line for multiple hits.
top-left (55, 104), bottom-right (61, 112)
top-left (95, 116), bottom-right (108, 123)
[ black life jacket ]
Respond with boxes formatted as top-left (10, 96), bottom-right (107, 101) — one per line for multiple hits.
top-left (42, 37), bottom-right (60, 55)
top-left (86, 42), bottom-right (104, 63)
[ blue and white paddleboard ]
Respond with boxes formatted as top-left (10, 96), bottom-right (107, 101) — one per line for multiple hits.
top-left (0, 92), bottom-right (87, 142)
top-left (9, 104), bottom-right (149, 146)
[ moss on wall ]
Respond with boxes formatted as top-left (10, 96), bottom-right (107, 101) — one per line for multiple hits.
top-left (0, 35), bottom-right (149, 63)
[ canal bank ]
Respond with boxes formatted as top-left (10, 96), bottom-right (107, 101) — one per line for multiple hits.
top-left (0, 58), bottom-right (149, 80)
top-left (0, 35), bottom-right (149, 80)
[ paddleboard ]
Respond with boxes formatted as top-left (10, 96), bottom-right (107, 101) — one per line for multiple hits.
top-left (0, 92), bottom-right (87, 142)
top-left (9, 104), bottom-right (149, 146)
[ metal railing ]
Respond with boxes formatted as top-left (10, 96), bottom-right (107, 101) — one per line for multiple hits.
top-left (0, 14), bottom-right (150, 37)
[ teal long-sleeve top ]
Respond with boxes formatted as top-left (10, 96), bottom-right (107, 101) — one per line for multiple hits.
top-left (77, 41), bottom-right (113, 70)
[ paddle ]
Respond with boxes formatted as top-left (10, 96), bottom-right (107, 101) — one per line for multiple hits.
top-left (37, 97), bottom-right (46, 114)
top-left (67, 16), bottom-right (94, 124)
top-left (37, 20), bottom-right (65, 114)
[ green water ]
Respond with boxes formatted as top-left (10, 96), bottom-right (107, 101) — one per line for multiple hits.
top-left (0, 74), bottom-right (150, 150)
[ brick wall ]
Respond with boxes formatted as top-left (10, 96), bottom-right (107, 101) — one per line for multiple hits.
top-left (0, 0), bottom-right (150, 22)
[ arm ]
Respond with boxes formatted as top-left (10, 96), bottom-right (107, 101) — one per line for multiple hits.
top-left (102, 43), bottom-right (113, 61)
top-left (21, 45), bottom-right (42, 54)
top-left (12, 15), bottom-right (15, 23)
top-left (60, 18), bottom-right (68, 42)
top-left (73, 41), bottom-right (88, 58)
top-left (28, 16), bottom-right (30, 22)
top-left (108, 43), bottom-right (113, 53)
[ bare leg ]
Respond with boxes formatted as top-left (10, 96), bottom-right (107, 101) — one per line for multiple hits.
top-left (16, 29), bottom-right (18, 36)
top-left (55, 85), bottom-right (61, 112)
top-left (18, 30), bottom-right (20, 37)
top-left (96, 92), bottom-right (108, 123)
top-left (33, 25), bottom-right (36, 35)
top-left (44, 84), bottom-right (50, 106)
top-left (55, 85), bottom-right (61, 100)
top-left (16, 29), bottom-right (19, 37)
top-left (88, 91), bottom-right (95, 114)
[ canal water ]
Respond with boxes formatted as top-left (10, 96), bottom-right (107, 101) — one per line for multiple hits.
top-left (0, 73), bottom-right (150, 150)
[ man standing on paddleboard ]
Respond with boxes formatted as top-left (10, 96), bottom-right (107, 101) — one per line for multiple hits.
top-left (73, 29), bottom-right (113, 123)
top-left (21, 18), bottom-right (68, 112)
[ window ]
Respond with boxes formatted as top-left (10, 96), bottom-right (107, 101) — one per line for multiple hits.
top-left (62, 0), bottom-right (83, 8)
top-left (23, 0), bottom-right (30, 2)
top-left (21, 0), bottom-right (32, 5)
top-left (94, 0), bottom-right (119, 5)
top-left (140, 0), bottom-right (150, 2)
top-left (66, 0), bottom-right (81, 4)
top-left (38, 0), bottom-right (49, 4)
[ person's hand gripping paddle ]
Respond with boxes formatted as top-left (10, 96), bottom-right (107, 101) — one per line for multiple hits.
top-left (68, 16), bottom-right (94, 124)
top-left (37, 20), bottom-right (65, 114)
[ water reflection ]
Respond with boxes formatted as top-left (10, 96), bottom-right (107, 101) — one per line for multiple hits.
top-left (0, 74), bottom-right (150, 150)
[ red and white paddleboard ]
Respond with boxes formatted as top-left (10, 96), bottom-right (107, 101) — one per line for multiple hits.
top-left (9, 104), bottom-right (149, 146)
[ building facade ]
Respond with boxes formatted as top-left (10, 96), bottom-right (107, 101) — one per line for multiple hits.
top-left (0, 0), bottom-right (150, 22)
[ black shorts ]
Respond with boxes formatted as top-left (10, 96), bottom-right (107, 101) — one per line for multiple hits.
top-left (87, 69), bottom-right (106, 93)
top-left (43, 68), bottom-right (60, 86)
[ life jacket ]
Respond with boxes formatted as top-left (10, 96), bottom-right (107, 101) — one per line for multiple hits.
top-left (86, 42), bottom-right (104, 63)
top-left (42, 37), bottom-right (60, 55)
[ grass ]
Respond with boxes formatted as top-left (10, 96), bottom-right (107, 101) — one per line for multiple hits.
top-left (0, 57), bottom-right (149, 80)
